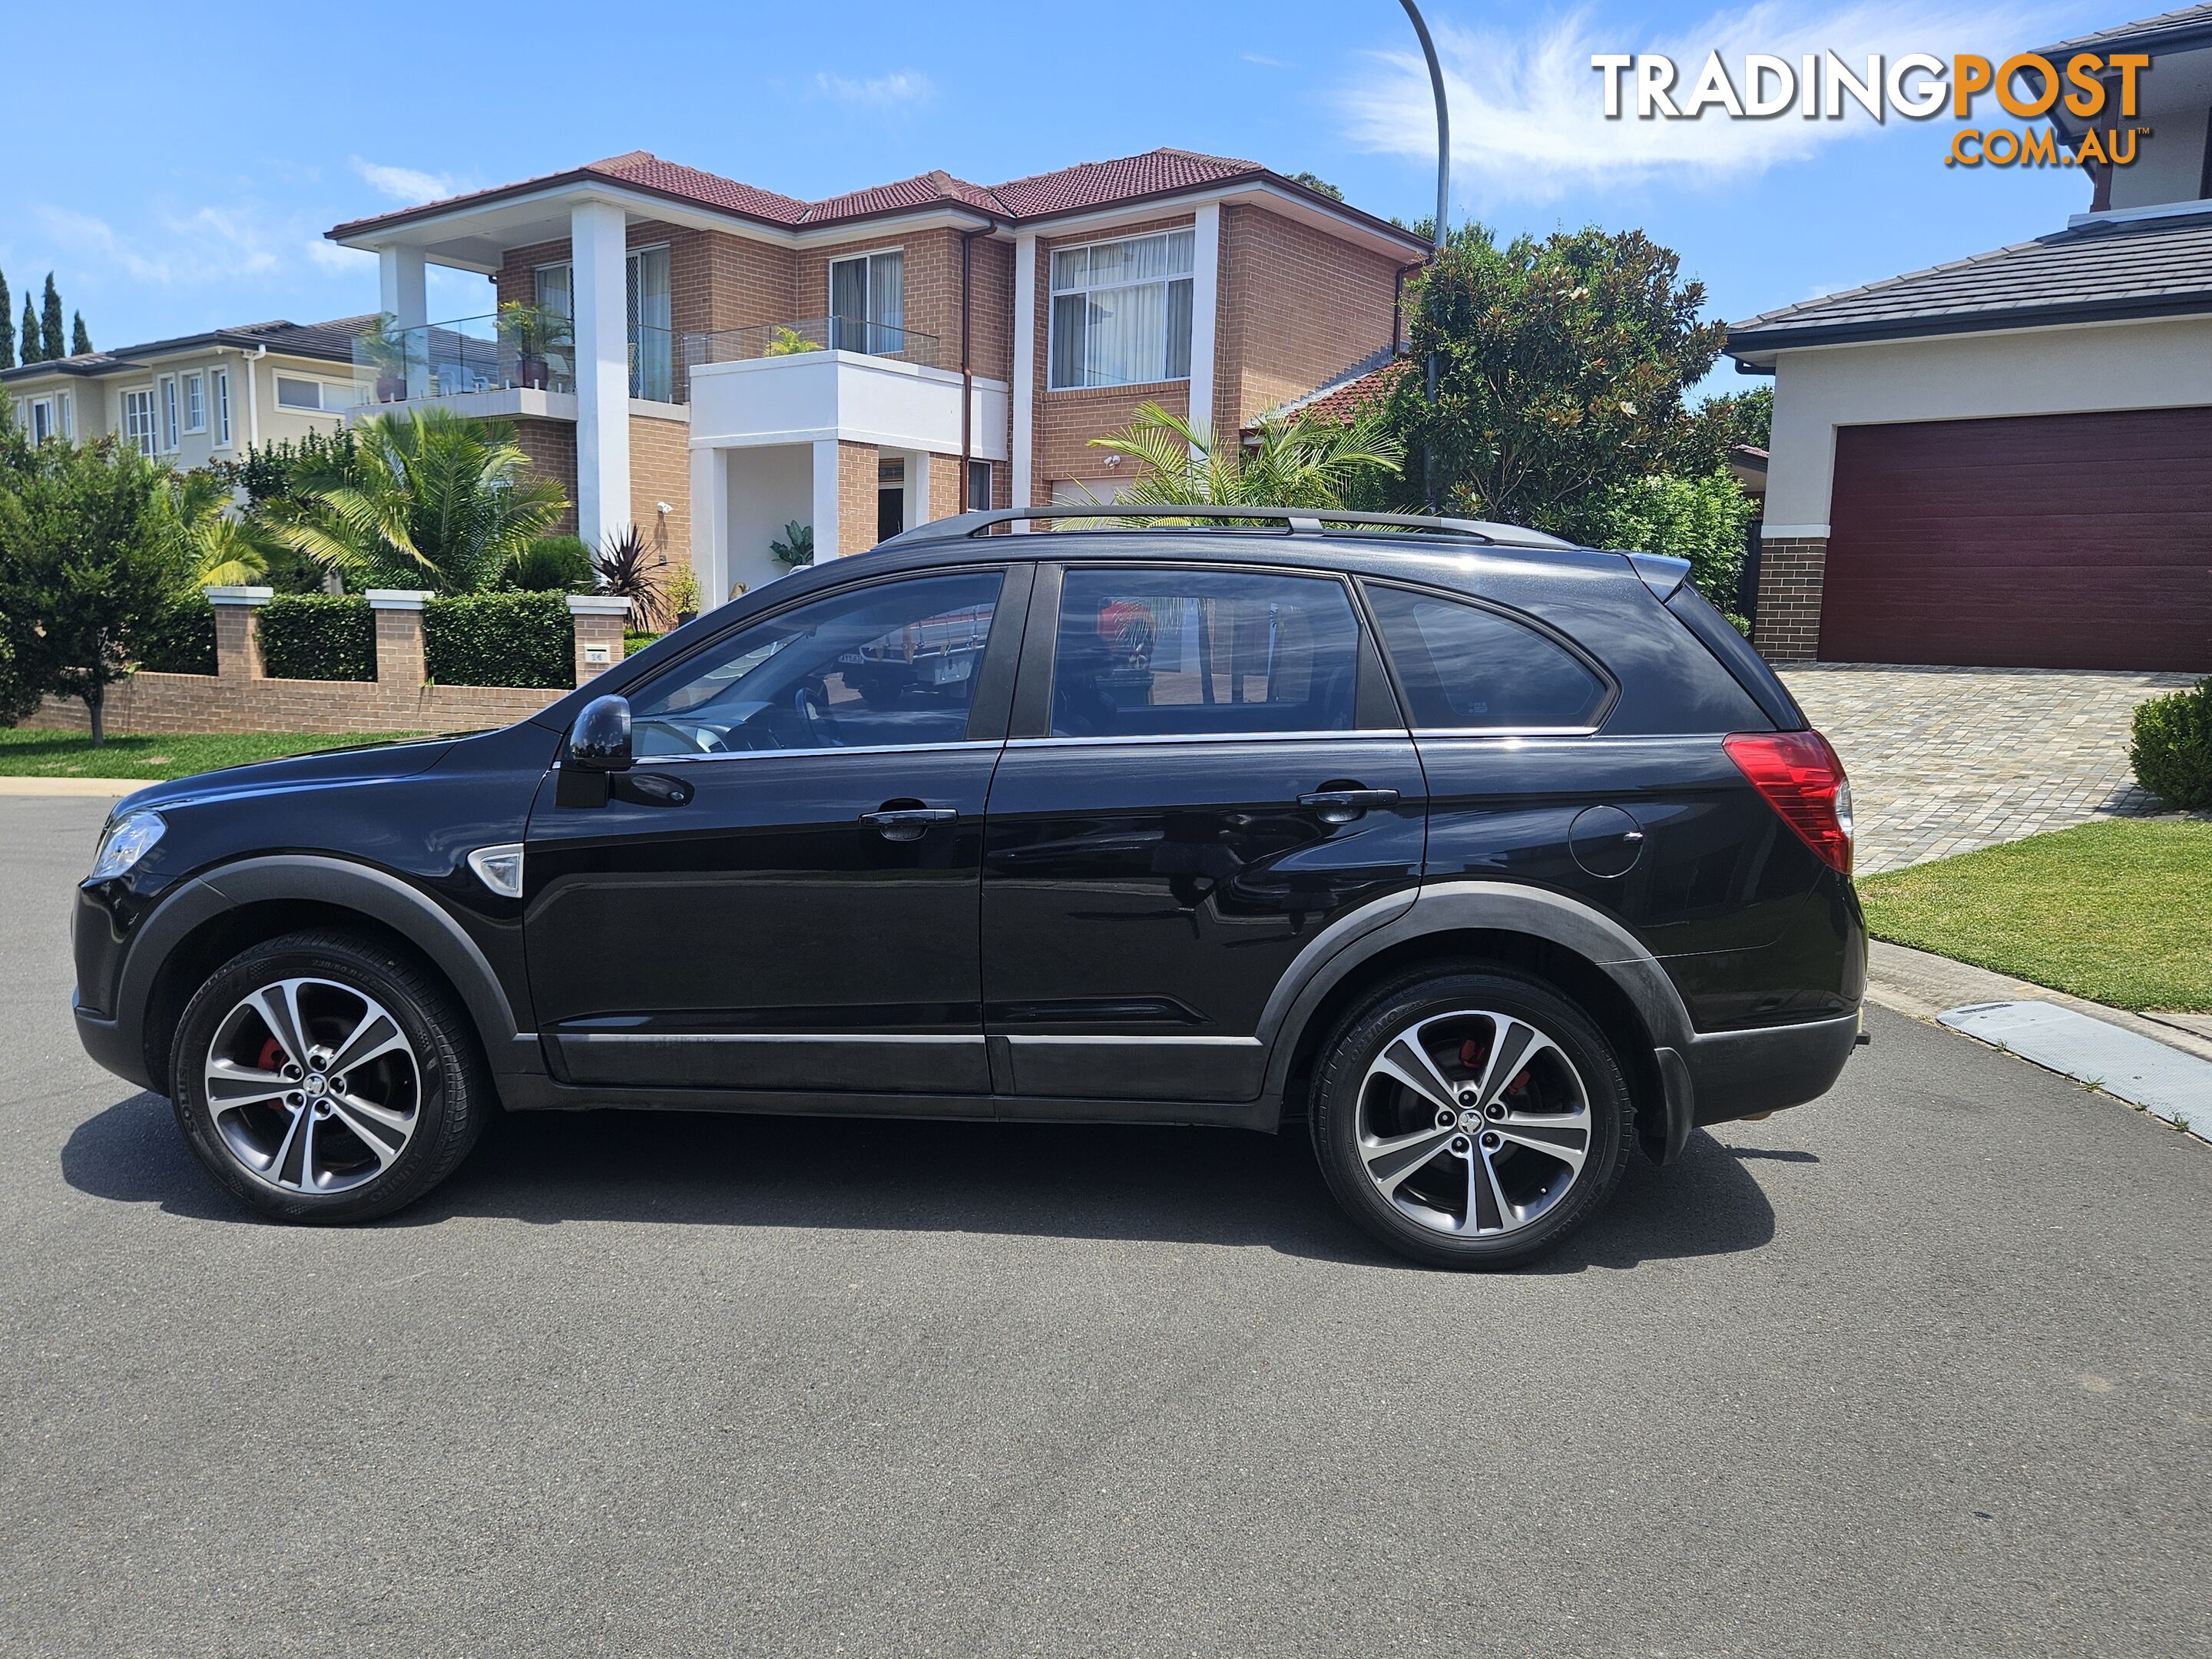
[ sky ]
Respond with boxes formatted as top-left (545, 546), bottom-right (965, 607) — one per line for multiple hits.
top-left (2, 0), bottom-right (2121, 399)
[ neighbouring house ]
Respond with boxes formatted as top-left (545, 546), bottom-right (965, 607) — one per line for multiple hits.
top-left (0, 318), bottom-right (375, 467)
top-left (1725, 4), bottom-right (2212, 673)
top-left (323, 147), bottom-right (1429, 598)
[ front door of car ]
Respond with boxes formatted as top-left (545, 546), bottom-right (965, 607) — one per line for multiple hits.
top-left (523, 565), bottom-right (1028, 1101)
top-left (981, 562), bottom-right (1426, 1104)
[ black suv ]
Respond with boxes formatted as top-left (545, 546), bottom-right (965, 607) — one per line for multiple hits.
top-left (72, 508), bottom-right (1863, 1268)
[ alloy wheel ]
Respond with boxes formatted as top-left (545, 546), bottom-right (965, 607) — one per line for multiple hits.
top-left (1355, 1008), bottom-right (1591, 1237)
top-left (201, 977), bottom-right (422, 1195)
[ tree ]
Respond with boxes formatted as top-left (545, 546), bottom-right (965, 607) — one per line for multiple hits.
top-left (1384, 224), bottom-right (1727, 542)
top-left (18, 295), bottom-right (41, 366)
top-left (170, 469), bottom-right (271, 588)
top-left (1675, 385), bottom-right (1772, 478)
top-left (1083, 401), bottom-right (1403, 514)
top-left (1288, 171), bottom-right (1344, 201)
top-left (71, 313), bottom-right (91, 357)
top-left (0, 270), bottom-right (13, 370)
top-left (0, 429), bottom-right (194, 743)
top-left (259, 406), bottom-right (567, 592)
top-left (39, 274), bottom-right (64, 364)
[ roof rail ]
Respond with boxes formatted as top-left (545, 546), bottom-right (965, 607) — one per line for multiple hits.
top-left (874, 504), bottom-right (1576, 551)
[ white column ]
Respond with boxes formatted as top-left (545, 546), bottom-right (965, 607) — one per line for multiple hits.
top-left (690, 443), bottom-right (730, 605)
top-left (571, 201), bottom-right (632, 554)
top-left (911, 450), bottom-right (932, 528)
top-left (1011, 232), bottom-right (1037, 526)
top-left (377, 246), bottom-right (427, 328)
top-left (379, 246), bottom-right (431, 399)
top-left (1187, 204), bottom-right (1221, 445)
top-left (811, 438), bottom-right (841, 562)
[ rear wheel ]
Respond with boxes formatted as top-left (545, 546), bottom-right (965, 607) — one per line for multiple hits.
top-left (169, 930), bottom-right (490, 1224)
top-left (1310, 969), bottom-right (1634, 1269)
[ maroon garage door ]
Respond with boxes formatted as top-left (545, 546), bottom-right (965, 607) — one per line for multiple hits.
top-left (1820, 407), bottom-right (2212, 671)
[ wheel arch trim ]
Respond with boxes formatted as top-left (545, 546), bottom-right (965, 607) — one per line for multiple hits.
top-left (117, 855), bottom-right (528, 1087)
top-left (1256, 880), bottom-right (1696, 1106)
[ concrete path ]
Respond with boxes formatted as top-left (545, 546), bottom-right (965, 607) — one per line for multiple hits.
top-left (1780, 663), bottom-right (2195, 873)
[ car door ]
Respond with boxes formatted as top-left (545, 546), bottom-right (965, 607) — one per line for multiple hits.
top-left (981, 561), bottom-right (1426, 1104)
top-left (523, 564), bottom-right (1028, 1102)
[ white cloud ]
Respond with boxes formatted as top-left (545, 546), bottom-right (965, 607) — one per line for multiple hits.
top-left (1243, 52), bottom-right (1290, 68)
top-left (307, 238), bottom-right (373, 274)
top-left (35, 199), bottom-right (333, 290)
top-left (1338, 1), bottom-right (2047, 201)
top-left (350, 157), bottom-right (463, 203)
top-left (814, 69), bottom-right (934, 108)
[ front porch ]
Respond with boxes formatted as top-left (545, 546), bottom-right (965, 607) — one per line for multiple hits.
top-left (687, 347), bottom-right (1008, 601)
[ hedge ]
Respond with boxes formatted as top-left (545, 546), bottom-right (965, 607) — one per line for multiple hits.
top-left (258, 594), bottom-right (376, 682)
top-left (423, 591), bottom-right (573, 689)
top-left (137, 601), bottom-right (217, 676)
top-left (2131, 678), bottom-right (2212, 810)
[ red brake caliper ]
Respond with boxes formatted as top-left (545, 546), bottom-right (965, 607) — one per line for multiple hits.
top-left (257, 1037), bottom-right (285, 1075)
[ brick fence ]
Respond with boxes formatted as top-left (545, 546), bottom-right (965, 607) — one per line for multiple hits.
top-left (22, 589), bottom-right (631, 737)
top-left (1752, 536), bottom-right (1829, 664)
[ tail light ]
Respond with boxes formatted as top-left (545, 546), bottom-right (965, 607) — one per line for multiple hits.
top-left (1723, 730), bottom-right (1855, 874)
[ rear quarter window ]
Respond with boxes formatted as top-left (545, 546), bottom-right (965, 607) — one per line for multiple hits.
top-left (1366, 584), bottom-right (1610, 731)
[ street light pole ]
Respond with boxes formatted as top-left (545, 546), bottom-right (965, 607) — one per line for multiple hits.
top-left (1398, 0), bottom-right (1449, 512)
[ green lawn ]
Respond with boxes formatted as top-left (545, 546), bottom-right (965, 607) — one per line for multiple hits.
top-left (0, 727), bottom-right (426, 782)
top-left (1859, 818), bottom-right (2212, 1012)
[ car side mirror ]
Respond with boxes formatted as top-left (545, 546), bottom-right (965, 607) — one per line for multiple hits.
top-left (557, 694), bottom-right (632, 809)
top-left (568, 695), bottom-right (633, 770)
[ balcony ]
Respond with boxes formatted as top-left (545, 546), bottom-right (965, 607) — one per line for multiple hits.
top-left (351, 313), bottom-right (682, 417)
top-left (677, 316), bottom-right (943, 397)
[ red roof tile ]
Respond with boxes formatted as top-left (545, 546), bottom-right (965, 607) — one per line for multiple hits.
top-left (1250, 355), bottom-right (1409, 432)
top-left (331, 145), bottom-right (1413, 247)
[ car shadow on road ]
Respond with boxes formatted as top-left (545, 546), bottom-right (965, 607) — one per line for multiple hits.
top-left (62, 1092), bottom-right (1779, 1270)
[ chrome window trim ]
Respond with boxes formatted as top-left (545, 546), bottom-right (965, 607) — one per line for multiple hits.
top-left (1411, 726), bottom-right (1602, 740)
top-left (1005, 729), bottom-right (1404, 750)
top-left (634, 738), bottom-right (1005, 767)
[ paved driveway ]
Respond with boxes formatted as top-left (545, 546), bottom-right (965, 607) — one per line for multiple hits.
top-left (4, 795), bottom-right (2210, 1657)
top-left (1780, 664), bottom-right (2197, 873)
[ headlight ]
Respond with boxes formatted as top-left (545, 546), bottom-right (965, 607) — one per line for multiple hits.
top-left (89, 810), bottom-right (166, 881)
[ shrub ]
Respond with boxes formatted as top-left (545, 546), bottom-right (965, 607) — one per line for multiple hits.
top-left (137, 600), bottom-right (218, 676)
top-left (502, 535), bottom-right (593, 593)
top-left (423, 591), bottom-right (572, 689)
top-left (2131, 679), bottom-right (2212, 810)
top-left (1591, 468), bottom-right (1753, 628)
top-left (258, 594), bottom-right (376, 681)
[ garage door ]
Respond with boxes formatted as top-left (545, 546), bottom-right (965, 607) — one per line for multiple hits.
top-left (1820, 407), bottom-right (2212, 671)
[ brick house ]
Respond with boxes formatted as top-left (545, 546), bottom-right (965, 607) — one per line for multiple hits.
top-left (325, 147), bottom-right (1428, 600)
top-left (1726, 6), bottom-right (2212, 672)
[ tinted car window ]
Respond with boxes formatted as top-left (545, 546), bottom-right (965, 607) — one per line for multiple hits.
top-left (629, 572), bottom-right (1002, 756)
top-left (1052, 568), bottom-right (1361, 738)
top-left (1366, 584), bottom-right (1607, 730)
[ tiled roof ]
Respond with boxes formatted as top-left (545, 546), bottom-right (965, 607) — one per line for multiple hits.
top-left (1725, 209), bottom-right (2212, 356)
top-left (329, 145), bottom-right (1415, 247)
top-left (2035, 3), bottom-right (2212, 55)
top-left (0, 315), bottom-right (371, 382)
top-left (1247, 348), bottom-right (1408, 431)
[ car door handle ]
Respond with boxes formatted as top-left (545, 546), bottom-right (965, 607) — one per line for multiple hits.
top-left (1299, 786), bottom-right (1401, 824)
top-left (860, 806), bottom-right (957, 843)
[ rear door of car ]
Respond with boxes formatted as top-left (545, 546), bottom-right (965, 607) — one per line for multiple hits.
top-left (979, 558), bottom-right (1426, 1105)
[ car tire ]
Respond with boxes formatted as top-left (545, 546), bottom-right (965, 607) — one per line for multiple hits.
top-left (1310, 968), bottom-right (1634, 1270)
top-left (169, 929), bottom-right (491, 1224)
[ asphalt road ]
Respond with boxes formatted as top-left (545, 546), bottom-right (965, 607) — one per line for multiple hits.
top-left (4, 793), bottom-right (2208, 1657)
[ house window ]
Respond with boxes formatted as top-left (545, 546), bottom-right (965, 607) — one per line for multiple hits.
top-left (59, 391), bottom-right (72, 439)
top-left (274, 376), bottom-right (356, 413)
top-left (161, 376), bottom-right (180, 450)
top-left (967, 459), bottom-right (992, 511)
top-left (627, 244), bottom-right (672, 401)
top-left (124, 389), bottom-right (157, 456)
top-left (183, 372), bottom-right (207, 433)
top-left (212, 369), bottom-right (232, 446)
top-left (535, 261), bottom-right (572, 319)
top-left (28, 398), bottom-right (54, 443)
top-left (828, 250), bottom-right (904, 353)
top-left (1048, 229), bottom-right (1194, 389)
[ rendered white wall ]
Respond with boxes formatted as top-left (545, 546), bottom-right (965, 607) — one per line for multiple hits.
top-left (725, 444), bottom-right (816, 596)
top-left (571, 200), bottom-right (632, 551)
top-left (1761, 314), bottom-right (2212, 532)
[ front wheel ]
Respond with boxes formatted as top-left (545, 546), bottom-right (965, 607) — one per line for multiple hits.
top-left (1310, 969), bottom-right (1634, 1270)
top-left (169, 930), bottom-right (491, 1224)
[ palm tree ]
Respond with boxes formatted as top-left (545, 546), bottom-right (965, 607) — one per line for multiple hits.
top-left (168, 470), bottom-right (272, 589)
top-left (1082, 400), bottom-right (1404, 518)
top-left (260, 407), bottom-right (567, 592)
